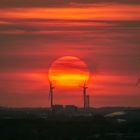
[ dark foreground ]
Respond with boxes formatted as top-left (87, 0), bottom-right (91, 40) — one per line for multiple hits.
top-left (0, 107), bottom-right (140, 140)
top-left (0, 117), bottom-right (140, 140)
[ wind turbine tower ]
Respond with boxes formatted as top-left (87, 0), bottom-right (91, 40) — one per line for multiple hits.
top-left (82, 82), bottom-right (88, 110)
top-left (49, 81), bottom-right (55, 109)
top-left (86, 95), bottom-right (90, 109)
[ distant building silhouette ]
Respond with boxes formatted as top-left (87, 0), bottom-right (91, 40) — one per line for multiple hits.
top-left (65, 105), bottom-right (78, 113)
top-left (52, 105), bottom-right (64, 113)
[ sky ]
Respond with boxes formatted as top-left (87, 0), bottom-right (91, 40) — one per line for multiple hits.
top-left (0, 0), bottom-right (140, 107)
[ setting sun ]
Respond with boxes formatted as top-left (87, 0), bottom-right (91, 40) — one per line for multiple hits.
top-left (48, 56), bottom-right (89, 87)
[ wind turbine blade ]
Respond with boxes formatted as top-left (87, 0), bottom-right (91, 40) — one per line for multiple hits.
top-left (136, 78), bottom-right (140, 86)
top-left (48, 92), bottom-right (50, 100)
top-left (48, 91), bottom-right (51, 99)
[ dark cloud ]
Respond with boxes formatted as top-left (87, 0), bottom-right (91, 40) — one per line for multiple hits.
top-left (0, 0), bottom-right (140, 8)
top-left (0, 19), bottom-right (140, 34)
top-left (0, 28), bottom-right (140, 75)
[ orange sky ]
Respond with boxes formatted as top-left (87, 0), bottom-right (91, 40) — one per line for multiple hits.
top-left (0, 0), bottom-right (140, 107)
top-left (0, 4), bottom-right (140, 20)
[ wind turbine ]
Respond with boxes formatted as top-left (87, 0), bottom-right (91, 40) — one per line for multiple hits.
top-left (81, 81), bottom-right (88, 110)
top-left (49, 81), bottom-right (55, 109)
top-left (85, 95), bottom-right (90, 109)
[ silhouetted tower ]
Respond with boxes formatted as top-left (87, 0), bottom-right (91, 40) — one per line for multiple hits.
top-left (49, 81), bottom-right (54, 109)
top-left (82, 81), bottom-right (88, 110)
top-left (86, 95), bottom-right (90, 109)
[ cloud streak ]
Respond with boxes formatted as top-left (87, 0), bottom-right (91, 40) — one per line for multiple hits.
top-left (0, 0), bottom-right (140, 8)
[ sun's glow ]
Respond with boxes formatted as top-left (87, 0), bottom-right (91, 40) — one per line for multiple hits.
top-left (48, 56), bottom-right (89, 87)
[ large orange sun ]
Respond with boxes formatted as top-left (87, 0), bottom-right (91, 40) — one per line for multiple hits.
top-left (48, 56), bottom-right (89, 87)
